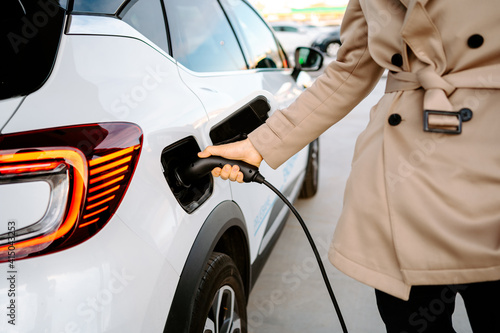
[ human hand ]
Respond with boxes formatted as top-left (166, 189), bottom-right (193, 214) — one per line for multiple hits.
top-left (198, 139), bottom-right (263, 183)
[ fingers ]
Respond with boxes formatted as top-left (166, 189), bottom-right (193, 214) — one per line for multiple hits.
top-left (198, 138), bottom-right (262, 183)
top-left (216, 164), bottom-right (244, 183)
top-left (211, 167), bottom-right (222, 178)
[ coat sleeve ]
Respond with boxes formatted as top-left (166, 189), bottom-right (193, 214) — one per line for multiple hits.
top-left (248, 0), bottom-right (385, 169)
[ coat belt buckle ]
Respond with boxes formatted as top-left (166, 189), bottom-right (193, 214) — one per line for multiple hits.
top-left (423, 109), bottom-right (473, 134)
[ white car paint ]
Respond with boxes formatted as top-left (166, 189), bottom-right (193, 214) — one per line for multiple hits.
top-left (0, 4), bottom-right (316, 332)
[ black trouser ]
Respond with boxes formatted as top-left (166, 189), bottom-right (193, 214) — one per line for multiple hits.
top-left (375, 280), bottom-right (500, 333)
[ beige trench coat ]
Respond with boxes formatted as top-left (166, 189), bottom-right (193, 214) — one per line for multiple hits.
top-left (248, 0), bottom-right (500, 300)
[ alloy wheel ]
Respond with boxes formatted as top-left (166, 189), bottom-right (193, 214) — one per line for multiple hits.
top-left (204, 285), bottom-right (242, 333)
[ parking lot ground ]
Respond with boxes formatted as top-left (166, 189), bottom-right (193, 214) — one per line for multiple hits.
top-left (247, 76), bottom-right (473, 333)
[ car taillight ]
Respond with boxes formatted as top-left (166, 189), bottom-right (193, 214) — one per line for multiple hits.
top-left (0, 123), bottom-right (142, 262)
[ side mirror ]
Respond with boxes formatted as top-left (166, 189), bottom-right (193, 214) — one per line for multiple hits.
top-left (292, 47), bottom-right (324, 81)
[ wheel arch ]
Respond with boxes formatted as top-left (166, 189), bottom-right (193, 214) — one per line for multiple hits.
top-left (163, 200), bottom-right (251, 333)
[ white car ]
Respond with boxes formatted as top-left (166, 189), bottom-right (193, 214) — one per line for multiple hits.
top-left (0, 0), bottom-right (322, 332)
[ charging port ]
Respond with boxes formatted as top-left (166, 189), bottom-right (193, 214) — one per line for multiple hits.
top-left (160, 137), bottom-right (213, 213)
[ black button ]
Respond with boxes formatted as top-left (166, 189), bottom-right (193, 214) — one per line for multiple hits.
top-left (391, 53), bottom-right (403, 67)
top-left (459, 108), bottom-right (473, 122)
top-left (467, 34), bottom-right (484, 48)
top-left (388, 114), bottom-right (402, 126)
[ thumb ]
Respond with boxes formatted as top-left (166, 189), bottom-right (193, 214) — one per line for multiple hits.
top-left (198, 145), bottom-right (226, 158)
top-left (198, 149), bottom-right (212, 158)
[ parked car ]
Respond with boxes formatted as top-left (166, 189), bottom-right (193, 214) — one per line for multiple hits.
top-left (311, 26), bottom-right (342, 58)
top-left (270, 21), bottom-right (322, 56)
top-left (0, 0), bottom-right (323, 332)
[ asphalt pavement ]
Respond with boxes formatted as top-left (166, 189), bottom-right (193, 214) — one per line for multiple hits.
top-left (246, 71), bottom-right (474, 332)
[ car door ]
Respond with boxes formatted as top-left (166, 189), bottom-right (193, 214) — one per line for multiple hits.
top-left (219, 0), bottom-right (311, 261)
top-left (163, 0), bottom-right (309, 263)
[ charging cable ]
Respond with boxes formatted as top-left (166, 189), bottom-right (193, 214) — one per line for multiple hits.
top-left (177, 156), bottom-right (349, 333)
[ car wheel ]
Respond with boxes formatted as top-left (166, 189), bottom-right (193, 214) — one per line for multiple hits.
top-left (326, 41), bottom-right (341, 58)
top-left (190, 252), bottom-right (247, 333)
top-left (299, 138), bottom-right (319, 198)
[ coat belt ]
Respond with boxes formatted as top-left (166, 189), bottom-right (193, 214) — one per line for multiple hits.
top-left (385, 65), bottom-right (500, 131)
top-left (391, 0), bottom-right (500, 132)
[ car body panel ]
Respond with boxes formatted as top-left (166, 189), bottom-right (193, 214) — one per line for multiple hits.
top-left (0, 213), bottom-right (177, 333)
top-left (0, 1), bottom-right (319, 332)
top-left (0, 97), bottom-right (23, 132)
top-left (177, 66), bottom-right (308, 261)
top-left (0, 19), bottom-right (216, 331)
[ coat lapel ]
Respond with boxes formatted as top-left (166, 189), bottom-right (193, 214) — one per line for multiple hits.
top-left (401, 0), bottom-right (445, 72)
top-left (399, 0), bottom-right (454, 111)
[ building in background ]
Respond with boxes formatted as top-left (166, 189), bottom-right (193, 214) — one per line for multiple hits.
top-left (250, 0), bottom-right (347, 26)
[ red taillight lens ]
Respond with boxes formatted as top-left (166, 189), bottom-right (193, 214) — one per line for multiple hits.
top-left (0, 123), bottom-right (142, 262)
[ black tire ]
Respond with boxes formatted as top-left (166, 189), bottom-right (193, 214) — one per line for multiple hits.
top-left (190, 252), bottom-right (247, 333)
top-left (299, 138), bottom-right (319, 198)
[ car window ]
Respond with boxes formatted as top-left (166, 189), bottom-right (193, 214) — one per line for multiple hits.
top-left (72, 0), bottom-right (125, 14)
top-left (221, 0), bottom-right (284, 69)
top-left (0, 0), bottom-right (65, 100)
top-left (163, 0), bottom-right (247, 72)
top-left (121, 0), bottom-right (169, 53)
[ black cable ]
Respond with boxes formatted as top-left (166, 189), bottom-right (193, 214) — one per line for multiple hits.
top-left (262, 179), bottom-right (349, 333)
top-left (176, 156), bottom-right (348, 332)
